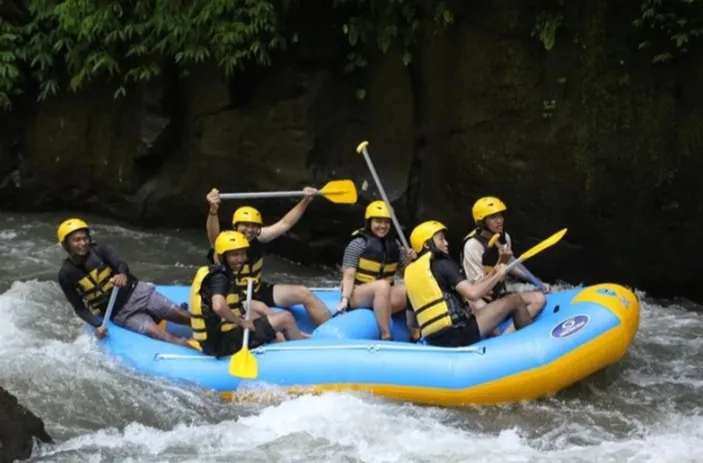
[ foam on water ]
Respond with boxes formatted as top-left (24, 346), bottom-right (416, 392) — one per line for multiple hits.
top-left (1, 213), bottom-right (702, 462)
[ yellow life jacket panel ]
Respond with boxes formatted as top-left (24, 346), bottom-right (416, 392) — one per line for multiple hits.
top-left (404, 252), bottom-right (470, 339)
top-left (239, 239), bottom-right (263, 294)
top-left (351, 228), bottom-right (400, 286)
top-left (189, 265), bottom-right (245, 343)
top-left (60, 245), bottom-right (136, 316)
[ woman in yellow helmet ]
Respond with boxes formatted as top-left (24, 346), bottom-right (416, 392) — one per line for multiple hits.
top-left (462, 196), bottom-right (547, 332)
top-left (204, 187), bottom-right (331, 326)
top-left (404, 221), bottom-right (532, 347)
top-left (189, 231), bottom-right (304, 357)
top-left (56, 218), bottom-right (194, 348)
top-left (336, 200), bottom-right (416, 340)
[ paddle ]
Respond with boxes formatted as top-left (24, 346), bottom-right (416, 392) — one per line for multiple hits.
top-left (219, 179), bottom-right (358, 204)
top-left (228, 278), bottom-right (258, 379)
top-left (100, 286), bottom-right (120, 330)
top-left (355, 141), bottom-right (411, 250)
top-left (356, 141), bottom-right (419, 338)
top-left (504, 228), bottom-right (568, 273)
top-left (488, 233), bottom-right (547, 291)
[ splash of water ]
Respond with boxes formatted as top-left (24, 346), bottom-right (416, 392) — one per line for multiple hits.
top-left (0, 213), bottom-right (701, 462)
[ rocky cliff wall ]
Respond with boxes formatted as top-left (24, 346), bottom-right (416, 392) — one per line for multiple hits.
top-left (1, 0), bottom-right (701, 302)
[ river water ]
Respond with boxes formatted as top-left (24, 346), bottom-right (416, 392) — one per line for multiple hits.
top-left (1, 212), bottom-right (701, 462)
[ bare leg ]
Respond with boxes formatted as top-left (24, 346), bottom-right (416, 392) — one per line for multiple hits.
top-left (142, 320), bottom-right (198, 350)
top-left (497, 291), bottom-right (546, 335)
top-left (389, 284), bottom-right (408, 314)
top-left (267, 312), bottom-right (305, 341)
top-left (470, 298), bottom-right (501, 336)
top-left (164, 306), bottom-right (191, 325)
top-left (473, 293), bottom-right (532, 338)
top-left (349, 280), bottom-right (392, 339)
top-left (273, 284), bottom-right (331, 325)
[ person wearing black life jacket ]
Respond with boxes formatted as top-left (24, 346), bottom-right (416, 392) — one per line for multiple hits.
top-left (405, 220), bottom-right (532, 347)
top-left (190, 230), bottom-right (305, 357)
top-left (336, 200), bottom-right (417, 340)
top-left (56, 218), bottom-right (193, 348)
top-left (461, 196), bottom-right (547, 332)
top-left (204, 188), bottom-right (330, 326)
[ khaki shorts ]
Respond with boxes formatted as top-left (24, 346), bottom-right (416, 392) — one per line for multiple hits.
top-left (112, 282), bottom-right (181, 334)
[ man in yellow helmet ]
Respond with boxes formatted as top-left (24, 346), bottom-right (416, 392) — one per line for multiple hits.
top-left (336, 200), bottom-right (417, 340)
top-left (404, 221), bottom-right (532, 347)
top-left (56, 218), bottom-right (193, 347)
top-left (190, 230), bottom-right (305, 357)
top-left (205, 187), bottom-right (330, 326)
top-left (462, 196), bottom-right (547, 330)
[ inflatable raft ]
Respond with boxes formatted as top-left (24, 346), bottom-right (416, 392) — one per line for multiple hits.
top-left (93, 283), bottom-right (640, 407)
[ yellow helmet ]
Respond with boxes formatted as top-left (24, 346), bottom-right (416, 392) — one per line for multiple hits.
top-left (472, 196), bottom-right (507, 223)
top-left (409, 220), bottom-right (447, 253)
top-left (57, 218), bottom-right (89, 244)
top-left (214, 231), bottom-right (249, 256)
top-left (232, 206), bottom-right (263, 226)
top-left (365, 200), bottom-right (392, 220)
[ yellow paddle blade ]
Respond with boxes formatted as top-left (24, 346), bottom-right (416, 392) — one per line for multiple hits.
top-left (517, 228), bottom-right (568, 263)
top-left (319, 179), bottom-right (358, 204)
top-left (228, 346), bottom-right (258, 379)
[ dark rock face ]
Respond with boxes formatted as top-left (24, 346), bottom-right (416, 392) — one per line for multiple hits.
top-left (1, 0), bottom-right (702, 302)
top-left (0, 387), bottom-right (53, 462)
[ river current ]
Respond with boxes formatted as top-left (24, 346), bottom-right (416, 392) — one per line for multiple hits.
top-left (1, 212), bottom-right (701, 462)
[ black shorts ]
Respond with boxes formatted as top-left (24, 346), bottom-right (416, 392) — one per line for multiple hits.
top-left (202, 316), bottom-right (277, 358)
top-left (254, 281), bottom-right (276, 307)
top-left (425, 317), bottom-right (481, 347)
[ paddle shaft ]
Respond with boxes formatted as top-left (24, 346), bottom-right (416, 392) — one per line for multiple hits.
top-left (505, 257), bottom-right (527, 274)
top-left (510, 258), bottom-right (546, 291)
top-left (220, 191), bottom-right (315, 200)
top-left (100, 286), bottom-right (120, 329)
top-left (490, 233), bottom-right (546, 290)
top-left (357, 144), bottom-right (411, 250)
top-left (241, 278), bottom-right (255, 347)
top-left (486, 233), bottom-right (544, 291)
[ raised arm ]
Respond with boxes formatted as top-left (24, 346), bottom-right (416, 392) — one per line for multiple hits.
top-left (258, 187), bottom-right (316, 243)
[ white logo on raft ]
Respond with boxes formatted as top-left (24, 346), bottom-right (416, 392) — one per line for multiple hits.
top-left (550, 314), bottom-right (590, 339)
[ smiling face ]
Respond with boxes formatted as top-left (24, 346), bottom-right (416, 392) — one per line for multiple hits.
top-left (369, 218), bottom-right (391, 238)
top-left (234, 222), bottom-right (261, 241)
top-left (223, 249), bottom-right (248, 271)
top-left (66, 230), bottom-right (90, 256)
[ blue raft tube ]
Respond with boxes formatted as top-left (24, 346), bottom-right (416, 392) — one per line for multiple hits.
top-left (91, 282), bottom-right (640, 407)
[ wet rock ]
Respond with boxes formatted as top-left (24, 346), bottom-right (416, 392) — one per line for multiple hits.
top-left (0, 386), bottom-right (53, 463)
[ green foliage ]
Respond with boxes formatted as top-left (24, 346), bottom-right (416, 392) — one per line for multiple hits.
top-left (532, 12), bottom-right (562, 51)
top-left (633, 0), bottom-right (703, 64)
top-left (0, 0), bottom-right (457, 109)
top-left (334, 0), bottom-right (454, 77)
top-left (0, 0), bottom-right (284, 110)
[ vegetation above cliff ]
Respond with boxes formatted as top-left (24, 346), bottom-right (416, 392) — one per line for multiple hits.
top-left (0, 0), bottom-right (453, 110)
